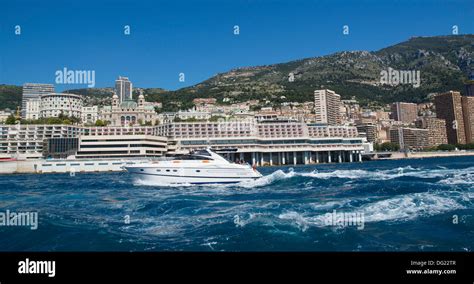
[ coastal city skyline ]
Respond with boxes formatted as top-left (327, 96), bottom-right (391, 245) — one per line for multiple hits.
top-left (1, 70), bottom-right (473, 165)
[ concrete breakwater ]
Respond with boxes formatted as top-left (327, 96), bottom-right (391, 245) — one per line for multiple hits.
top-left (389, 151), bottom-right (474, 159)
top-left (0, 159), bottom-right (139, 174)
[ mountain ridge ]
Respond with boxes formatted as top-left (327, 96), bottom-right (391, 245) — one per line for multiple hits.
top-left (153, 34), bottom-right (473, 108)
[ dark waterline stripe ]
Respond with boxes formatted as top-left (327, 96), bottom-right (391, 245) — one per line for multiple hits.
top-left (128, 171), bottom-right (260, 179)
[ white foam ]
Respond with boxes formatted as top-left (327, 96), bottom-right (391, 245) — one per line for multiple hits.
top-left (296, 165), bottom-right (474, 182)
top-left (439, 171), bottom-right (474, 186)
top-left (356, 192), bottom-right (464, 222)
top-left (237, 169), bottom-right (296, 188)
top-left (276, 192), bottom-right (466, 231)
top-left (299, 169), bottom-right (380, 180)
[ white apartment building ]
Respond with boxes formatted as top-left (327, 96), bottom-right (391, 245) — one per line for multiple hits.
top-left (76, 134), bottom-right (168, 159)
top-left (81, 126), bottom-right (158, 136)
top-left (157, 112), bottom-right (177, 124)
top-left (21, 83), bottom-right (55, 119)
top-left (195, 103), bottom-right (250, 114)
top-left (25, 98), bottom-right (41, 120)
top-left (40, 93), bottom-right (83, 118)
top-left (82, 106), bottom-right (99, 124)
top-left (314, 89), bottom-right (342, 125)
top-left (115, 76), bottom-right (133, 103)
top-left (257, 122), bottom-right (307, 138)
top-left (0, 111), bottom-right (12, 123)
top-left (307, 124), bottom-right (359, 138)
top-left (155, 121), bottom-right (364, 166)
top-left (0, 124), bottom-right (81, 159)
top-left (177, 110), bottom-right (211, 121)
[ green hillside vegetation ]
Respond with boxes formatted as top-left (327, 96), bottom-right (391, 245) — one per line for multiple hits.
top-left (0, 85), bottom-right (22, 110)
top-left (4, 113), bottom-right (81, 125)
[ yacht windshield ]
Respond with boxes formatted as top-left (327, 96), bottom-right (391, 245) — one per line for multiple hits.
top-left (172, 154), bottom-right (213, 160)
top-left (192, 150), bottom-right (212, 157)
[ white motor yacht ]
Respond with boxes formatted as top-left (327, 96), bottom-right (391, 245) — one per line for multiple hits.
top-left (124, 149), bottom-right (262, 185)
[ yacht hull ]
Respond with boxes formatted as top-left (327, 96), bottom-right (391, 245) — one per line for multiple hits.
top-left (130, 172), bottom-right (258, 184)
top-left (124, 164), bottom-right (262, 185)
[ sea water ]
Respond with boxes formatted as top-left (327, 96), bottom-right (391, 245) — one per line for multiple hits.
top-left (0, 156), bottom-right (472, 251)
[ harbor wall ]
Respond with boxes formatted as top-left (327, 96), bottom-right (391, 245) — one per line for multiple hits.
top-left (0, 159), bottom-right (134, 174)
top-left (374, 151), bottom-right (474, 160)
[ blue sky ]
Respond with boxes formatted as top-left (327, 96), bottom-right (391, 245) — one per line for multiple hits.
top-left (1, 0), bottom-right (473, 91)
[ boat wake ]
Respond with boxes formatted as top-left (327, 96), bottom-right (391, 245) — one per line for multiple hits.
top-left (131, 165), bottom-right (474, 190)
top-left (297, 165), bottom-right (474, 182)
top-left (234, 191), bottom-right (471, 232)
top-left (236, 165), bottom-right (474, 188)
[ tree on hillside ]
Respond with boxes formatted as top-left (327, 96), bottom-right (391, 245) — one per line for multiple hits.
top-left (437, 144), bottom-right (456, 151)
top-left (95, 119), bottom-right (107, 127)
top-left (5, 114), bottom-right (16, 124)
top-left (375, 142), bottom-right (400, 152)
